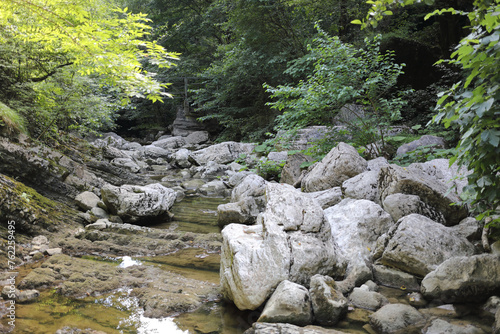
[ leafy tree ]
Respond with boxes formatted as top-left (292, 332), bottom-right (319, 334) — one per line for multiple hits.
top-left (0, 0), bottom-right (178, 136)
top-left (356, 0), bottom-right (500, 225)
top-left (191, 0), bottom-right (314, 141)
top-left (265, 26), bottom-right (408, 157)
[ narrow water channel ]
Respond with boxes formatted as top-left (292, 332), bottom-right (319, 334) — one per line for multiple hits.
top-left (6, 195), bottom-right (259, 334)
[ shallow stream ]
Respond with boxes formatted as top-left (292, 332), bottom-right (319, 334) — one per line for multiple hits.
top-left (5, 196), bottom-right (260, 334)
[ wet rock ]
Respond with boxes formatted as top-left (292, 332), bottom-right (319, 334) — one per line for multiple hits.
top-left (396, 135), bottom-right (446, 156)
top-left (325, 199), bottom-right (395, 285)
top-left (348, 287), bottom-right (389, 311)
top-left (369, 304), bottom-right (425, 334)
top-left (218, 197), bottom-right (264, 226)
top-left (407, 292), bottom-right (427, 308)
top-left (378, 164), bottom-right (468, 226)
top-left (302, 143), bottom-right (367, 192)
top-left (421, 254), bottom-right (500, 303)
top-left (101, 183), bottom-right (177, 223)
top-left (374, 214), bottom-right (475, 277)
top-left (75, 191), bottom-right (100, 211)
top-left (342, 171), bottom-right (380, 203)
top-left (244, 322), bottom-right (348, 334)
top-left (182, 179), bottom-right (206, 194)
top-left (423, 318), bottom-right (486, 334)
top-left (372, 264), bottom-right (420, 292)
top-left (190, 142), bottom-right (256, 165)
top-left (304, 187), bottom-right (343, 210)
top-left (199, 179), bottom-right (229, 197)
top-left (1, 286), bottom-right (39, 303)
top-left (257, 280), bottom-right (313, 326)
top-left (280, 153), bottom-right (313, 187)
top-left (309, 274), bottom-right (348, 326)
top-left (382, 193), bottom-right (445, 225)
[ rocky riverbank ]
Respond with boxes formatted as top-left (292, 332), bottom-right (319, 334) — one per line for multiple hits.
top-left (0, 129), bottom-right (499, 333)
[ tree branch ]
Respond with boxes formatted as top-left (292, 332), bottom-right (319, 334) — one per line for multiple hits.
top-left (29, 62), bottom-right (73, 82)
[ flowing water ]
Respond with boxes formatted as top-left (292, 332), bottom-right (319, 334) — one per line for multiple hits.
top-left (5, 196), bottom-right (259, 334)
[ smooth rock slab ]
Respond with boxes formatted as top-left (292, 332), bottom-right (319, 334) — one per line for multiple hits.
top-left (257, 280), bottom-right (312, 326)
top-left (421, 254), bottom-right (500, 303)
top-left (369, 304), bottom-right (425, 334)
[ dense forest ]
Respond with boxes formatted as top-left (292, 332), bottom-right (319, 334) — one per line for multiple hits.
top-left (0, 0), bottom-right (498, 224)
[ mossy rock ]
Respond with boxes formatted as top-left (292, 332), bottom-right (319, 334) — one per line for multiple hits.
top-left (0, 173), bottom-right (80, 235)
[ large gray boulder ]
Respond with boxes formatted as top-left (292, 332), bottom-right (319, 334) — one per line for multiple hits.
top-left (190, 141), bottom-right (256, 165)
top-left (302, 143), bottom-right (367, 192)
top-left (220, 183), bottom-right (344, 310)
top-left (304, 187), bottom-right (343, 210)
top-left (408, 158), bottom-right (469, 197)
top-left (257, 280), bottom-right (313, 326)
top-left (341, 170), bottom-right (379, 203)
top-left (348, 286), bottom-right (389, 311)
top-left (220, 223), bottom-right (290, 310)
top-left (396, 135), bottom-right (446, 156)
top-left (378, 164), bottom-right (468, 226)
top-left (374, 214), bottom-right (476, 277)
top-left (100, 183), bottom-right (177, 223)
top-left (325, 199), bottom-right (395, 283)
top-left (75, 191), bottom-right (101, 211)
top-left (185, 131), bottom-right (209, 145)
top-left (369, 304), bottom-right (425, 334)
top-left (382, 193), bottom-right (445, 224)
top-left (309, 275), bottom-right (348, 326)
top-left (421, 254), bottom-right (500, 303)
top-left (263, 183), bottom-right (343, 285)
top-left (218, 174), bottom-right (267, 226)
top-left (142, 145), bottom-right (171, 160)
top-left (151, 136), bottom-right (186, 150)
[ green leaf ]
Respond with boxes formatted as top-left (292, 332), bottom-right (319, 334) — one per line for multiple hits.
top-left (351, 19), bottom-right (363, 25)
